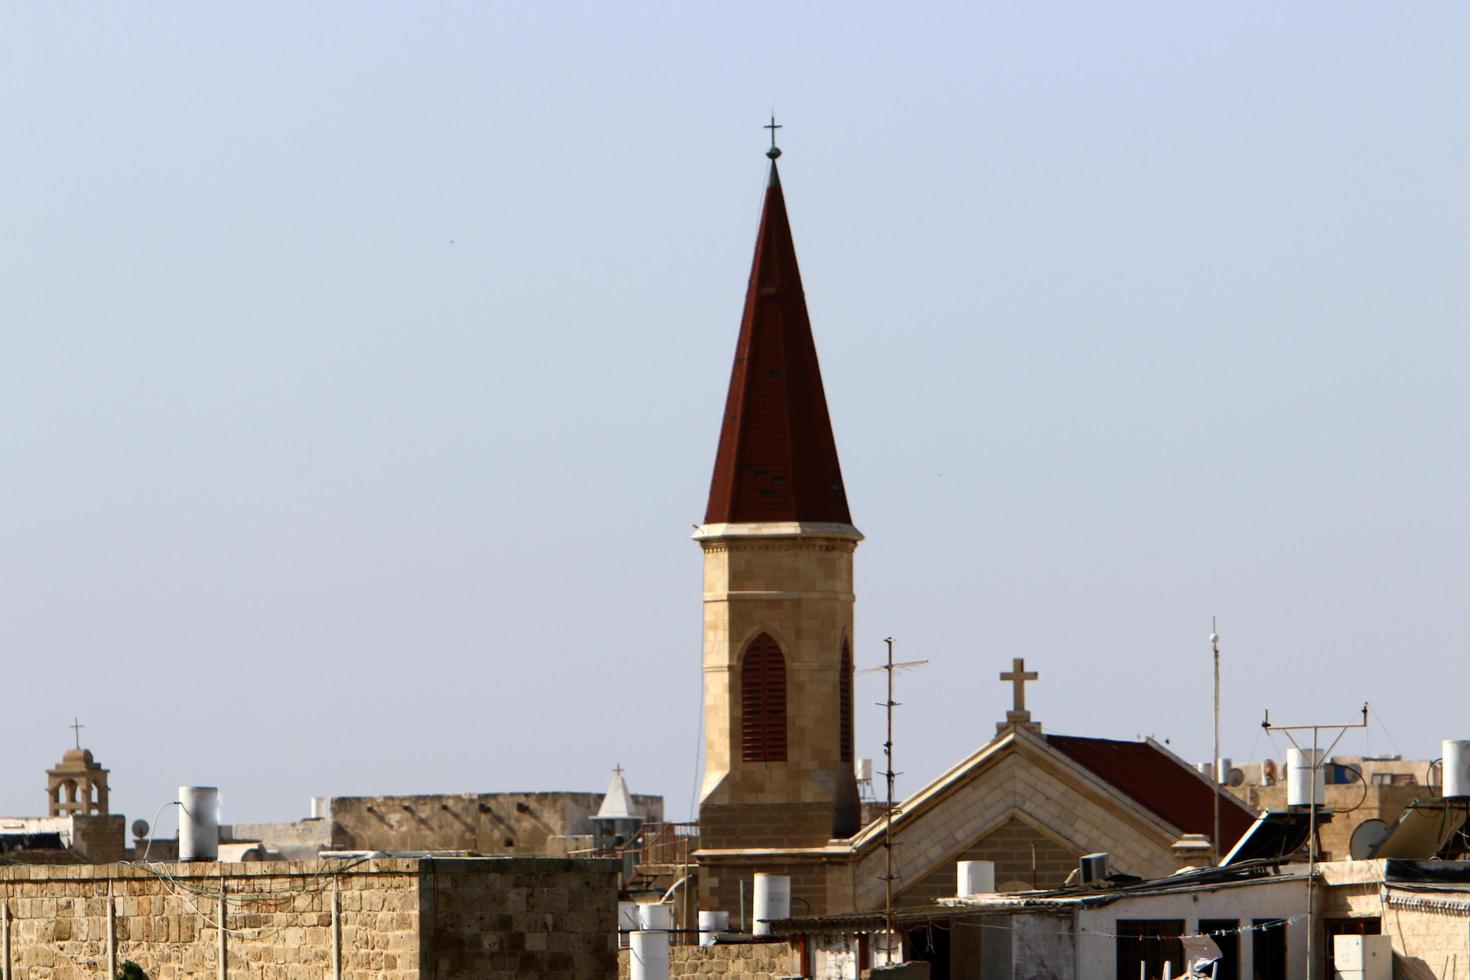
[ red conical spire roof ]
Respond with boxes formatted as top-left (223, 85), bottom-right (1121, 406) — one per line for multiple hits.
top-left (704, 161), bottom-right (852, 526)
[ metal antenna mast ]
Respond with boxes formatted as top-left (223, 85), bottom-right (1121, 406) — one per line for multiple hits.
top-left (1261, 703), bottom-right (1368, 979)
top-left (865, 638), bottom-right (927, 965)
top-left (1211, 619), bottom-right (1221, 866)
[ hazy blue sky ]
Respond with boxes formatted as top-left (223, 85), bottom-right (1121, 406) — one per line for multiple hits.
top-left (3, 4), bottom-right (1467, 832)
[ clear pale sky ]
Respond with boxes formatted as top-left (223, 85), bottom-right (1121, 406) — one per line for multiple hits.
top-left (3, 4), bottom-right (1467, 832)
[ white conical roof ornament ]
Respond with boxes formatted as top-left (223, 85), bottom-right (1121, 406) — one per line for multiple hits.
top-left (596, 765), bottom-right (638, 819)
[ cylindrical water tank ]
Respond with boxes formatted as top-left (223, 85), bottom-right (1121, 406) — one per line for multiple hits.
top-left (956, 860), bottom-right (995, 895)
top-left (698, 910), bottom-right (729, 947)
top-left (751, 873), bottom-right (790, 937)
top-left (637, 903), bottom-right (672, 932)
top-left (178, 786), bottom-right (219, 862)
top-left (1287, 749), bottom-right (1325, 808)
top-left (617, 902), bottom-right (640, 949)
top-left (629, 930), bottom-right (669, 980)
top-left (1215, 758), bottom-right (1232, 785)
top-left (1443, 740), bottom-right (1470, 799)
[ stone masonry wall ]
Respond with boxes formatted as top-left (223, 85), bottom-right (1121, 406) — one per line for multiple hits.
top-left (330, 792), bottom-right (663, 854)
top-left (618, 941), bottom-right (796, 980)
top-left (897, 815), bottom-right (1081, 903)
top-left (0, 858), bottom-right (423, 980)
top-left (421, 857), bottom-right (618, 979)
top-left (0, 855), bottom-right (620, 980)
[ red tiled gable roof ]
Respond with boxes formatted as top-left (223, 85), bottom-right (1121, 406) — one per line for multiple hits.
top-left (704, 162), bottom-right (852, 526)
top-left (1047, 734), bottom-right (1257, 851)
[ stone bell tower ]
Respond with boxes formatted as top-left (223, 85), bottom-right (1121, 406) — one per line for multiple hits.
top-left (695, 145), bottom-right (861, 850)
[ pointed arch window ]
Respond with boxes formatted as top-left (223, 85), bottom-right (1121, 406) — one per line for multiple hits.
top-left (741, 633), bottom-right (788, 762)
top-left (839, 640), bottom-right (854, 763)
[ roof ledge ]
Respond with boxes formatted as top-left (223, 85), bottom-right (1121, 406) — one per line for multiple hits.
top-left (693, 521), bottom-right (863, 542)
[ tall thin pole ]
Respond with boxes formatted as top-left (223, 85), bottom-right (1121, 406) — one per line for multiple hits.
top-left (866, 638), bottom-right (927, 966)
top-left (1212, 619), bottom-right (1221, 866)
top-left (882, 636), bottom-right (897, 965)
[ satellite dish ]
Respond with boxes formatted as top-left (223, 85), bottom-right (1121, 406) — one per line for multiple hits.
top-left (1349, 818), bottom-right (1391, 860)
top-left (131, 819), bottom-right (150, 840)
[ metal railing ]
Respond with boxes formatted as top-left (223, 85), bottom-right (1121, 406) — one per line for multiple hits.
top-left (636, 822), bottom-right (699, 866)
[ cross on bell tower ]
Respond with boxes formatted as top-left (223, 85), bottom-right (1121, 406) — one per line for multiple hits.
top-left (998, 657), bottom-right (1041, 734)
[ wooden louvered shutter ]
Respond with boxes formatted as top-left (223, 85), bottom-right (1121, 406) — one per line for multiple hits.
top-left (839, 641), bottom-right (854, 763)
top-left (741, 634), bottom-right (788, 762)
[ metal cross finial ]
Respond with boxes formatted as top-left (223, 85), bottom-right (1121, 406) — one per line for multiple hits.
top-left (70, 717), bottom-right (84, 749)
top-left (765, 114), bottom-right (782, 160)
top-left (998, 658), bottom-right (1041, 734)
top-left (612, 764), bottom-right (624, 778)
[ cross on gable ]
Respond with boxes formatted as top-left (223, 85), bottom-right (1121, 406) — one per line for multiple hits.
top-left (70, 717), bottom-right (85, 749)
top-left (998, 658), bottom-right (1042, 734)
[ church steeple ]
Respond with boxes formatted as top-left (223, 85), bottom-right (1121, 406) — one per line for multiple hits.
top-left (704, 158), bottom-right (851, 526)
top-left (694, 143), bottom-right (862, 895)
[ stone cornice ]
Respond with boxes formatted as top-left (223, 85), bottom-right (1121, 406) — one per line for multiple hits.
top-left (693, 522), bottom-right (864, 543)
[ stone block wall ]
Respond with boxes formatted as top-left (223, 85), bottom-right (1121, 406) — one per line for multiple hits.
top-left (422, 857), bottom-right (618, 979)
top-left (0, 855), bottom-right (619, 980)
top-left (618, 940), bottom-right (796, 979)
top-left (896, 815), bottom-right (1081, 902)
top-left (330, 792), bottom-right (663, 854)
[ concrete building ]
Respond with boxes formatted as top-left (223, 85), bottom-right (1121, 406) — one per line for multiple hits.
top-left (745, 858), bottom-right (1470, 978)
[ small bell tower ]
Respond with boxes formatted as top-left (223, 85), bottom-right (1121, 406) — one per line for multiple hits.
top-left (695, 134), bottom-right (861, 850)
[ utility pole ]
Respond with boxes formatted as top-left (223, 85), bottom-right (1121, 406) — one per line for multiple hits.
top-left (1261, 704), bottom-right (1368, 980)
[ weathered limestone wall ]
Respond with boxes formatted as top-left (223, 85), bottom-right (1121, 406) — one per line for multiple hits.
top-left (0, 855), bottom-right (620, 980)
top-left (618, 940), bottom-right (795, 980)
top-left (0, 858), bottom-right (423, 980)
top-left (897, 815), bottom-right (1081, 902)
top-left (1378, 896), bottom-right (1470, 979)
top-left (696, 853), bottom-right (844, 922)
top-left (329, 792), bottom-right (662, 854)
top-left (422, 857), bottom-right (618, 979)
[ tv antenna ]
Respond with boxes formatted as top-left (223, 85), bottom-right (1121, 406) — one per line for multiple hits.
top-left (1261, 703), bottom-right (1368, 980)
top-left (1211, 619), bottom-right (1221, 866)
top-left (863, 638), bottom-right (928, 964)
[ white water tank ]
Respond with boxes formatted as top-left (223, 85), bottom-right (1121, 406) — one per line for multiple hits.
top-left (637, 904), bottom-right (672, 931)
top-left (617, 902), bottom-right (639, 949)
top-left (629, 929), bottom-right (669, 980)
top-left (751, 873), bottom-right (790, 936)
top-left (1287, 748), bottom-right (1325, 808)
top-left (956, 860), bottom-right (995, 895)
top-left (1215, 757), bottom-right (1232, 784)
top-left (1443, 740), bottom-right (1470, 800)
top-left (178, 786), bottom-right (219, 862)
top-left (697, 910), bottom-right (729, 947)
